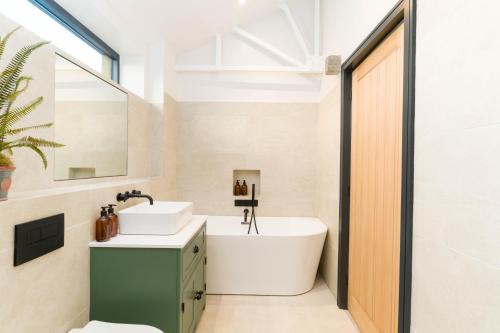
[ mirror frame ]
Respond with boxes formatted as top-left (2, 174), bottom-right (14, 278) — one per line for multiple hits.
top-left (54, 52), bottom-right (129, 181)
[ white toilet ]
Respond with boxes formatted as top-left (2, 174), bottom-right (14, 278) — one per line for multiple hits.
top-left (69, 321), bottom-right (163, 333)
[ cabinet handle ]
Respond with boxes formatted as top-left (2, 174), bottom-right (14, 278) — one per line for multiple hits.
top-left (194, 290), bottom-right (204, 300)
top-left (193, 245), bottom-right (200, 254)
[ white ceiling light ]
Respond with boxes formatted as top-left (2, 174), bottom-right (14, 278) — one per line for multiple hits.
top-left (239, 0), bottom-right (247, 5)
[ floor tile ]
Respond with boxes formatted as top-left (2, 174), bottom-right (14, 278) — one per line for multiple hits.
top-left (196, 278), bottom-right (359, 333)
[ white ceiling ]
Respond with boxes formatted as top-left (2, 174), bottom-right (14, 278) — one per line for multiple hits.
top-left (55, 0), bottom-right (283, 54)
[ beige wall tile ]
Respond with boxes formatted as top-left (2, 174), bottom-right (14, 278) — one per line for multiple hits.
top-left (176, 102), bottom-right (317, 217)
top-left (411, 0), bottom-right (500, 331)
top-left (0, 223), bottom-right (90, 333)
top-left (411, 237), bottom-right (500, 333)
top-left (315, 83), bottom-right (341, 296)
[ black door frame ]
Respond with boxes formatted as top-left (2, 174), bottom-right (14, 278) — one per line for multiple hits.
top-left (336, 1), bottom-right (416, 332)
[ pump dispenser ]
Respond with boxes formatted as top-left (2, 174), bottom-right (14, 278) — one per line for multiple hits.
top-left (234, 180), bottom-right (242, 196)
top-left (241, 180), bottom-right (248, 196)
top-left (96, 207), bottom-right (110, 242)
top-left (107, 204), bottom-right (119, 237)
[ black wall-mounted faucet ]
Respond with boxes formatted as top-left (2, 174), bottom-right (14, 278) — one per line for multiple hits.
top-left (117, 190), bottom-right (154, 205)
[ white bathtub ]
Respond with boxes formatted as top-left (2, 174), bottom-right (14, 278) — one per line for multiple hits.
top-left (206, 216), bottom-right (327, 296)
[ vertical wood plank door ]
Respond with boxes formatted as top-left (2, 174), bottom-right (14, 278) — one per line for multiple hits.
top-left (348, 24), bottom-right (404, 333)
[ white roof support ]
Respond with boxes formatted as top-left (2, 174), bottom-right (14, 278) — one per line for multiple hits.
top-left (314, 0), bottom-right (320, 56)
top-left (174, 65), bottom-right (322, 74)
top-left (279, 3), bottom-right (311, 60)
top-left (232, 26), bottom-right (304, 67)
top-left (215, 34), bottom-right (222, 67)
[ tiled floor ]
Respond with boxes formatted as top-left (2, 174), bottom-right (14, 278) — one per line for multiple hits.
top-left (196, 278), bottom-right (359, 333)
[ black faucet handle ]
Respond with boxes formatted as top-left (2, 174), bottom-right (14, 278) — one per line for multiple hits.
top-left (131, 190), bottom-right (142, 195)
top-left (116, 192), bottom-right (127, 202)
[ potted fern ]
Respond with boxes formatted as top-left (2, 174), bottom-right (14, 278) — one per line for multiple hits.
top-left (0, 28), bottom-right (64, 201)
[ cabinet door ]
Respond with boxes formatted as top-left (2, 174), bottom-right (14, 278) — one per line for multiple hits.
top-left (182, 277), bottom-right (195, 333)
top-left (193, 257), bottom-right (206, 325)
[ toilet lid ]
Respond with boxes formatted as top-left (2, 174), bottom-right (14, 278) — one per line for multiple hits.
top-left (81, 321), bottom-right (163, 333)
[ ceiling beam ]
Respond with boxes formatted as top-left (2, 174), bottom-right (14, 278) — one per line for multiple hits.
top-left (314, 0), bottom-right (320, 56)
top-left (232, 26), bottom-right (304, 67)
top-left (174, 65), bottom-right (322, 74)
top-left (279, 3), bottom-right (311, 60)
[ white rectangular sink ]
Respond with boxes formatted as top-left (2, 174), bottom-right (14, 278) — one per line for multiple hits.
top-left (118, 201), bottom-right (193, 235)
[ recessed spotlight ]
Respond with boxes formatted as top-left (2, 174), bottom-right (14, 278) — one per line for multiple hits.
top-left (239, 0), bottom-right (246, 5)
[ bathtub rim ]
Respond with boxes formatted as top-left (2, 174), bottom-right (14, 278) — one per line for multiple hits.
top-left (206, 215), bottom-right (328, 237)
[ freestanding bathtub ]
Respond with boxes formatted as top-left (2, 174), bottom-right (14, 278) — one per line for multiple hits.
top-left (206, 216), bottom-right (327, 296)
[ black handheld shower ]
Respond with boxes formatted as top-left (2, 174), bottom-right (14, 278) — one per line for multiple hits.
top-left (247, 184), bottom-right (259, 235)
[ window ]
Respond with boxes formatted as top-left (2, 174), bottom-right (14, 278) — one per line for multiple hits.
top-left (0, 0), bottom-right (119, 82)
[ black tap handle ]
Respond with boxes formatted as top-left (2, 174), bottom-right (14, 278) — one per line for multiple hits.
top-left (194, 290), bottom-right (204, 300)
top-left (131, 190), bottom-right (142, 195)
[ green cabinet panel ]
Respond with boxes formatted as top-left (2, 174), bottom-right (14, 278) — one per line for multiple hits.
top-left (193, 258), bottom-right (206, 325)
top-left (90, 223), bottom-right (206, 333)
top-left (182, 228), bottom-right (205, 282)
top-left (181, 254), bottom-right (206, 333)
top-left (181, 275), bottom-right (195, 333)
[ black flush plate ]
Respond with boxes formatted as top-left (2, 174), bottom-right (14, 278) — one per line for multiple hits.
top-left (14, 214), bottom-right (64, 266)
top-left (234, 200), bottom-right (258, 207)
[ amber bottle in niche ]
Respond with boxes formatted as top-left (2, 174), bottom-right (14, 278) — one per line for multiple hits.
top-left (241, 180), bottom-right (248, 196)
top-left (234, 180), bottom-right (242, 196)
top-left (96, 207), bottom-right (110, 242)
top-left (107, 204), bottom-right (119, 237)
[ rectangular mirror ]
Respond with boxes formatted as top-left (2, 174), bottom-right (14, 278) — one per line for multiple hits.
top-left (54, 54), bottom-right (128, 180)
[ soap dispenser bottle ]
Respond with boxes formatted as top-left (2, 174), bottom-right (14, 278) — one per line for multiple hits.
top-left (96, 207), bottom-right (110, 242)
top-left (241, 180), bottom-right (248, 196)
top-left (107, 204), bottom-right (118, 237)
top-left (234, 180), bottom-right (242, 196)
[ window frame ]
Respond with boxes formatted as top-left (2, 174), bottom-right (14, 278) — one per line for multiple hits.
top-left (28, 0), bottom-right (120, 82)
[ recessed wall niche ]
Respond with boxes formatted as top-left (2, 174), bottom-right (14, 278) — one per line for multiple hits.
top-left (233, 170), bottom-right (260, 196)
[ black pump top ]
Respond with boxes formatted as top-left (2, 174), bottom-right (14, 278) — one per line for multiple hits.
top-left (100, 207), bottom-right (108, 218)
top-left (107, 204), bottom-right (117, 214)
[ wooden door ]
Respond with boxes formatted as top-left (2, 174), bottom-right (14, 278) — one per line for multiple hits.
top-left (348, 23), bottom-right (404, 333)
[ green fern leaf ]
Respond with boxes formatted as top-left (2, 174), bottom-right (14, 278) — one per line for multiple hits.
top-left (0, 27), bottom-right (21, 60)
top-left (3, 142), bottom-right (48, 168)
top-left (0, 96), bottom-right (43, 134)
top-left (5, 76), bottom-right (33, 104)
top-left (6, 122), bottom-right (53, 135)
top-left (23, 136), bottom-right (65, 148)
top-left (0, 41), bottom-right (49, 111)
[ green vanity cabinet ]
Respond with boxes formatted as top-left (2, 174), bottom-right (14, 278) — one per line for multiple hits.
top-left (90, 220), bottom-right (207, 333)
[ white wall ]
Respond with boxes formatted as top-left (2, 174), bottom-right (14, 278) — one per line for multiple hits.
top-left (120, 40), bottom-right (178, 102)
top-left (320, 0), bottom-right (398, 96)
top-left (120, 54), bottom-right (145, 98)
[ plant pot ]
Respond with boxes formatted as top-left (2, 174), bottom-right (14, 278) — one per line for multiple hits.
top-left (0, 166), bottom-right (15, 201)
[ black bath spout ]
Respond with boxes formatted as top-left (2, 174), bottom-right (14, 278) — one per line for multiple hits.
top-left (116, 190), bottom-right (154, 205)
top-left (242, 208), bottom-right (250, 225)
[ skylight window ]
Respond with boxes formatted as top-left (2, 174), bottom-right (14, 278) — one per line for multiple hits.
top-left (0, 0), bottom-right (118, 81)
